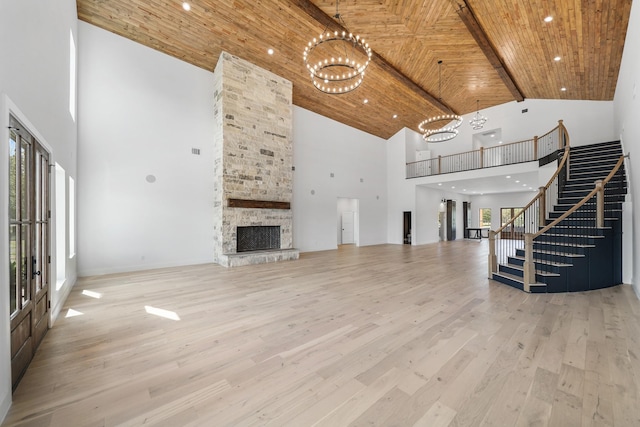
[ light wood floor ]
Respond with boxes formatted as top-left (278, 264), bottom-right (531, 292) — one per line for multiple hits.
top-left (3, 241), bottom-right (640, 426)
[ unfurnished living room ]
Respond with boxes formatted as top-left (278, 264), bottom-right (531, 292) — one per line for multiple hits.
top-left (2, 0), bottom-right (640, 426)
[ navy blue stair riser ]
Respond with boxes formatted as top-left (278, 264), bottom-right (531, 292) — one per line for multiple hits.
top-left (507, 256), bottom-right (567, 274)
top-left (492, 274), bottom-right (524, 291)
top-left (543, 219), bottom-right (618, 227)
top-left (554, 201), bottom-right (622, 210)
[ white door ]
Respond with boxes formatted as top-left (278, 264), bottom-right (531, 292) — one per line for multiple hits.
top-left (341, 212), bottom-right (354, 244)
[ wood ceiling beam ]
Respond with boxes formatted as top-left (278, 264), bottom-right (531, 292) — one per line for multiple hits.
top-left (293, 0), bottom-right (457, 115)
top-left (450, 0), bottom-right (525, 102)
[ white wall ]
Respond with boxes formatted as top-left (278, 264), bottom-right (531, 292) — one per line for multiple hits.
top-left (470, 192), bottom-right (537, 230)
top-left (415, 187), bottom-right (470, 244)
top-left (0, 0), bottom-right (78, 421)
top-left (77, 23), bottom-right (216, 276)
top-left (292, 107), bottom-right (387, 252)
top-left (614, 0), bottom-right (640, 296)
top-left (78, 24), bottom-right (388, 263)
top-left (429, 99), bottom-right (615, 157)
top-left (387, 128), bottom-right (420, 244)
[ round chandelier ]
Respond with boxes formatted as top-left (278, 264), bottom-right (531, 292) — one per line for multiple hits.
top-left (303, 1), bottom-right (372, 94)
top-left (418, 114), bottom-right (463, 142)
top-left (469, 99), bottom-right (488, 130)
top-left (418, 60), bottom-right (462, 142)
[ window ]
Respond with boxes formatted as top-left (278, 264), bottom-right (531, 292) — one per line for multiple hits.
top-left (69, 29), bottom-right (76, 121)
top-left (501, 207), bottom-right (524, 239)
top-left (479, 208), bottom-right (491, 228)
top-left (55, 164), bottom-right (66, 288)
top-left (69, 176), bottom-right (75, 257)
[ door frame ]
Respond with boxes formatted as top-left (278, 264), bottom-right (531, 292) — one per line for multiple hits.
top-left (337, 197), bottom-right (360, 246)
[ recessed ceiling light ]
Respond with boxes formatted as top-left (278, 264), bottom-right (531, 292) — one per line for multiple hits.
top-left (544, 16), bottom-right (553, 22)
top-left (451, 186), bottom-right (456, 189)
top-left (438, 183), bottom-right (442, 186)
top-left (363, 99), bottom-right (369, 104)
top-left (561, 87), bottom-right (567, 91)
top-left (554, 56), bottom-right (561, 61)
top-left (463, 189), bottom-right (467, 191)
top-left (267, 48), bottom-right (274, 55)
top-left (522, 184), bottom-right (527, 187)
top-left (393, 114), bottom-right (398, 119)
top-left (182, 2), bottom-right (191, 11)
top-left (515, 180), bottom-right (520, 183)
top-left (506, 176), bottom-right (511, 179)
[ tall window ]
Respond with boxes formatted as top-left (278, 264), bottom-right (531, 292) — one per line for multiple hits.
top-left (69, 29), bottom-right (76, 121)
top-left (69, 176), bottom-right (75, 257)
top-left (479, 208), bottom-right (491, 228)
top-left (55, 164), bottom-right (66, 288)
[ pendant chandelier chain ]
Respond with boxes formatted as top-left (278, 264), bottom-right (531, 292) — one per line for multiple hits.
top-left (417, 60), bottom-right (462, 142)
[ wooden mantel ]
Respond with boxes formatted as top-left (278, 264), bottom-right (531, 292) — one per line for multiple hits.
top-left (227, 199), bottom-right (291, 210)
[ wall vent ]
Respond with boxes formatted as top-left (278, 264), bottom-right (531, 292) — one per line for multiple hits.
top-left (192, 148), bottom-right (201, 155)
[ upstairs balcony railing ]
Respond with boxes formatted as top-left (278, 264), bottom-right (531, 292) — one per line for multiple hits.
top-left (406, 120), bottom-right (569, 179)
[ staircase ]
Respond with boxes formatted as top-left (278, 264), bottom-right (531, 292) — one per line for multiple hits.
top-left (492, 140), bottom-right (627, 293)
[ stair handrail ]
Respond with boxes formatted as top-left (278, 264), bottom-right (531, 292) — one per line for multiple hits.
top-left (532, 154), bottom-right (626, 238)
top-left (493, 146), bottom-right (569, 236)
top-left (519, 154), bottom-right (628, 290)
top-left (488, 120), bottom-right (569, 280)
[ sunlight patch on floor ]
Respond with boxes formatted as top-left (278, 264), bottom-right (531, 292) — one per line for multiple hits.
top-left (65, 308), bottom-right (84, 318)
top-left (82, 289), bottom-right (102, 299)
top-left (144, 305), bottom-right (180, 321)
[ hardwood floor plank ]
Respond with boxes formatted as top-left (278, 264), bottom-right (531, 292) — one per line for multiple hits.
top-left (2, 242), bottom-right (639, 426)
top-left (412, 400), bottom-right (457, 427)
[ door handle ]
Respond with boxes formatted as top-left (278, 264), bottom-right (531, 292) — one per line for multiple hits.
top-left (32, 257), bottom-right (41, 278)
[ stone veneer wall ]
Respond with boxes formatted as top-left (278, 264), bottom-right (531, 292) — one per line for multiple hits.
top-left (212, 52), bottom-right (294, 264)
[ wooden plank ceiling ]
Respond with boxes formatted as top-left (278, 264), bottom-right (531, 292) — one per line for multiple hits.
top-left (76, 0), bottom-right (632, 140)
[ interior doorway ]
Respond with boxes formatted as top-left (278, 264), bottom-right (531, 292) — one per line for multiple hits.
top-left (337, 198), bottom-right (359, 246)
top-left (8, 115), bottom-right (51, 390)
top-left (438, 201), bottom-right (446, 241)
top-left (463, 201), bottom-right (471, 239)
top-left (403, 211), bottom-right (411, 244)
top-left (446, 200), bottom-right (457, 241)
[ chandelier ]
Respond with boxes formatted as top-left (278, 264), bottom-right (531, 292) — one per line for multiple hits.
top-left (303, 0), bottom-right (372, 94)
top-left (418, 60), bottom-right (462, 142)
top-left (469, 99), bottom-right (488, 130)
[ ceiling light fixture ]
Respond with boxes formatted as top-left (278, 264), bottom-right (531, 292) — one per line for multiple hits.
top-left (561, 87), bottom-right (567, 91)
top-left (544, 16), bottom-right (553, 22)
top-left (554, 56), bottom-right (561, 61)
top-left (469, 99), bottom-right (488, 130)
top-left (267, 48), bottom-right (274, 55)
top-left (418, 60), bottom-right (462, 142)
top-left (303, 0), bottom-right (372, 94)
top-left (182, 2), bottom-right (191, 11)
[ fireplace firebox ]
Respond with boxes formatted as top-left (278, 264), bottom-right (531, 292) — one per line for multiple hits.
top-left (237, 226), bottom-right (281, 252)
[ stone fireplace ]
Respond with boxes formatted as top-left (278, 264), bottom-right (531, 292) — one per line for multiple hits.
top-left (212, 52), bottom-right (299, 267)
